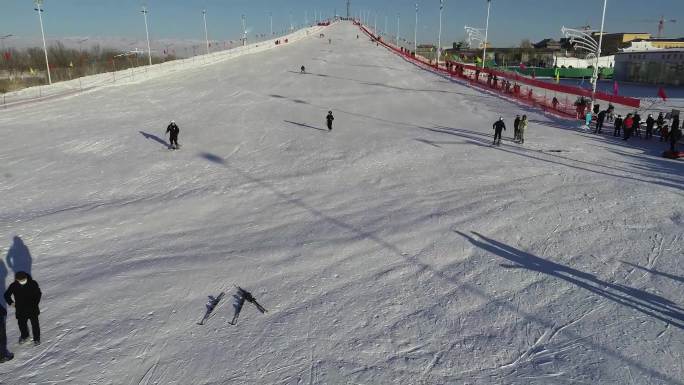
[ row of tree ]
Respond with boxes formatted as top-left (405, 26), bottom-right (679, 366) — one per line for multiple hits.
top-left (0, 43), bottom-right (173, 93)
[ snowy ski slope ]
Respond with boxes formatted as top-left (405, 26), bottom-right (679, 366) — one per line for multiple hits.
top-left (0, 22), bottom-right (683, 385)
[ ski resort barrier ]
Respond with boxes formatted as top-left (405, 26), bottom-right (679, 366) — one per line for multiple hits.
top-left (357, 23), bottom-right (641, 119)
top-left (1, 24), bottom-right (332, 109)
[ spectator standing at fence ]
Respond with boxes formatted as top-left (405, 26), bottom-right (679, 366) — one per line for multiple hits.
top-left (656, 112), bottom-right (665, 136)
top-left (633, 112), bottom-right (642, 137)
top-left (518, 115), bottom-right (528, 144)
top-left (613, 115), bottom-right (623, 137)
top-left (585, 110), bottom-right (593, 130)
top-left (492, 117), bottom-right (506, 146)
top-left (595, 109), bottom-right (607, 134)
top-left (552, 97), bottom-right (559, 110)
top-left (623, 114), bottom-right (634, 141)
top-left (593, 104), bottom-right (600, 115)
top-left (645, 114), bottom-right (655, 139)
top-left (513, 115), bottom-right (521, 141)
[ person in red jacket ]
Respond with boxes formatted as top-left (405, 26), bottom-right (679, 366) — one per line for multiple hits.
top-left (623, 114), bottom-right (634, 141)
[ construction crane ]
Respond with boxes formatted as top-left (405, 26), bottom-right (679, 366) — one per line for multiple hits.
top-left (635, 16), bottom-right (676, 38)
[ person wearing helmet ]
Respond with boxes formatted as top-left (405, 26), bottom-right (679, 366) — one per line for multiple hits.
top-left (326, 111), bottom-right (334, 131)
top-left (492, 117), bottom-right (506, 146)
top-left (166, 120), bottom-right (180, 149)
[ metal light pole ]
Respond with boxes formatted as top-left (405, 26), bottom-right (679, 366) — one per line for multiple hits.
top-left (482, 0), bottom-right (491, 69)
top-left (414, 3), bottom-right (418, 53)
top-left (385, 16), bottom-right (388, 37)
top-left (396, 13), bottom-right (400, 46)
top-left (241, 15), bottom-right (247, 46)
top-left (141, 6), bottom-right (152, 66)
top-left (592, 0), bottom-right (608, 102)
top-left (438, 1), bottom-right (444, 64)
top-left (34, 1), bottom-right (51, 84)
top-left (270, 12), bottom-right (273, 35)
top-left (203, 10), bottom-right (210, 55)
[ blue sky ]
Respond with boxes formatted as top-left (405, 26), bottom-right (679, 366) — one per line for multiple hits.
top-left (1, 0), bottom-right (683, 47)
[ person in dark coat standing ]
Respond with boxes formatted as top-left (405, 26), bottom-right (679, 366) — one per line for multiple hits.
top-left (492, 117), bottom-right (506, 146)
top-left (633, 113), bottom-right (641, 137)
top-left (326, 111), bottom-right (334, 131)
top-left (4, 271), bottom-right (41, 345)
top-left (613, 115), bottom-right (623, 137)
top-left (645, 114), bottom-right (655, 139)
top-left (513, 115), bottom-right (521, 142)
top-left (656, 112), bottom-right (665, 140)
top-left (166, 120), bottom-right (180, 149)
top-left (595, 109), bottom-right (607, 134)
top-left (0, 305), bottom-right (14, 362)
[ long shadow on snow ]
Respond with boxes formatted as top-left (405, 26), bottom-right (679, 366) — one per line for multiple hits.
top-left (620, 261), bottom-right (684, 284)
top-left (283, 120), bottom-right (328, 132)
top-left (420, 125), bottom-right (684, 191)
top-left (457, 231), bottom-right (684, 329)
top-left (197, 150), bottom-right (683, 385)
top-left (139, 131), bottom-right (170, 148)
top-left (6, 236), bottom-right (33, 276)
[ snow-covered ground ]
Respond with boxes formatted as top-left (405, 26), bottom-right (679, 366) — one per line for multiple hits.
top-left (1, 22), bottom-right (682, 385)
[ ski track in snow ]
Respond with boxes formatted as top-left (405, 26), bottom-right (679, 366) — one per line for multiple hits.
top-left (0, 22), bottom-right (683, 385)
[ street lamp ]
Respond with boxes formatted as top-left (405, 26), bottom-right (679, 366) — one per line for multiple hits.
top-left (269, 12), bottom-right (273, 36)
top-left (414, 3), bottom-right (418, 53)
top-left (202, 10), bottom-right (210, 55)
top-left (141, 6), bottom-right (152, 66)
top-left (396, 13), bottom-right (400, 46)
top-left (241, 15), bottom-right (247, 46)
top-left (33, 0), bottom-right (51, 84)
top-left (482, 0), bottom-right (491, 69)
top-left (438, 0), bottom-right (444, 64)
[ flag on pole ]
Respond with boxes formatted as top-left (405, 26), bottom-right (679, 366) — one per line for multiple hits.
top-left (613, 81), bottom-right (619, 96)
top-left (658, 87), bottom-right (668, 101)
top-left (554, 68), bottom-right (560, 83)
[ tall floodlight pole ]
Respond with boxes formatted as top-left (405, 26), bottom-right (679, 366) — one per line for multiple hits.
top-left (592, 0), bottom-right (608, 102)
top-left (141, 6), bottom-right (152, 66)
top-left (396, 13), bottom-right (400, 46)
top-left (482, 0), bottom-right (491, 69)
top-left (414, 3), bottom-right (418, 53)
top-left (241, 15), bottom-right (247, 46)
top-left (375, 14), bottom-right (377, 35)
top-left (438, 0), bottom-right (444, 64)
top-left (385, 16), bottom-right (388, 37)
top-left (270, 12), bottom-right (273, 35)
top-left (33, 1), bottom-right (51, 84)
top-left (202, 10), bottom-right (210, 55)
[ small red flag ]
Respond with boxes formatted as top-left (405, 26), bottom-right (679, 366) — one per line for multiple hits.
top-left (658, 87), bottom-right (668, 101)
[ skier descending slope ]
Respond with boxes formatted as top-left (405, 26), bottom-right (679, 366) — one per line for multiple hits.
top-left (166, 120), bottom-right (180, 150)
top-left (492, 117), bottom-right (506, 146)
top-left (326, 111), bottom-right (335, 131)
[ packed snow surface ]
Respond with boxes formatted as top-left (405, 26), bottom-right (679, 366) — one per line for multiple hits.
top-left (1, 22), bottom-right (683, 385)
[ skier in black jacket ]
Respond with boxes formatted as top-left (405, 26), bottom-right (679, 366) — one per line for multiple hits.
top-left (513, 115), bottom-right (521, 141)
top-left (4, 272), bottom-right (41, 345)
top-left (492, 117), bottom-right (506, 146)
top-left (166, 120), bottom-right (180, 149)
top-left (326, 111), bottom-right (334, 131)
